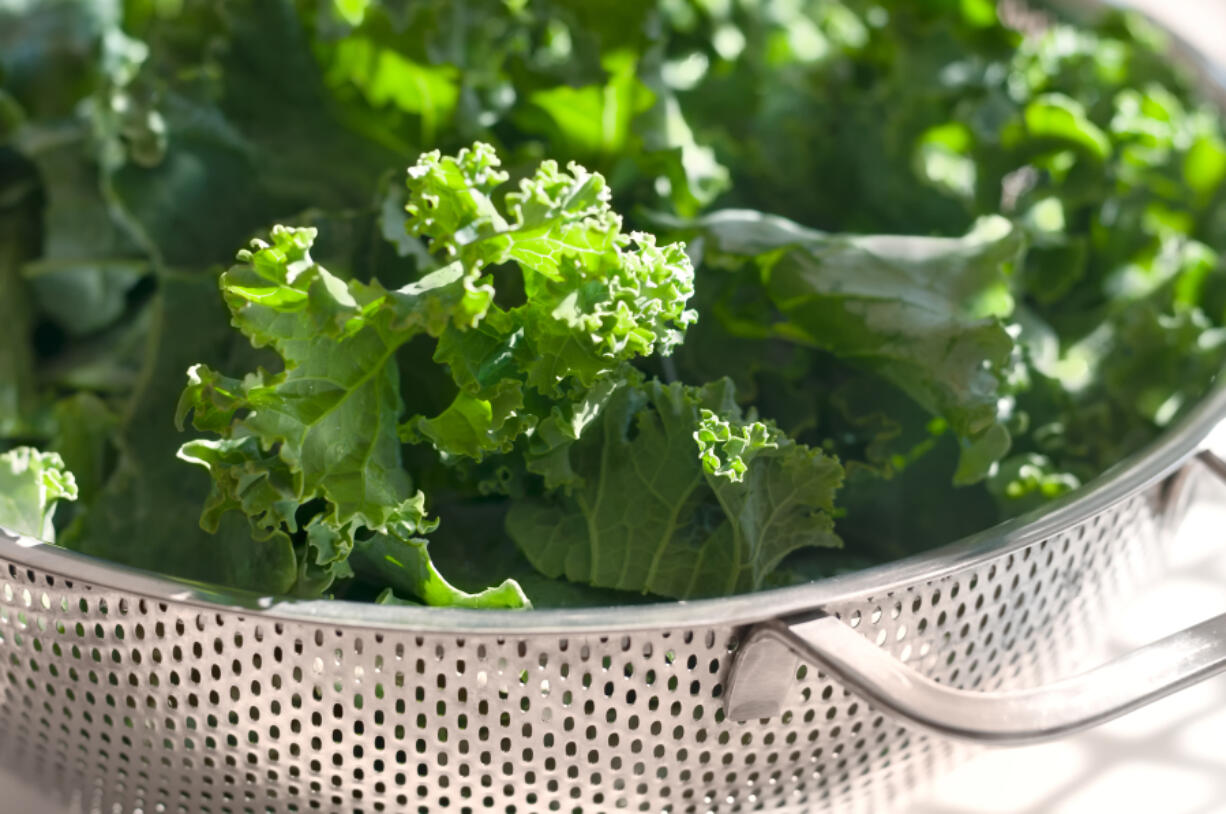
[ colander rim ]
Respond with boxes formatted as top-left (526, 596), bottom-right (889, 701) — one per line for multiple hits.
top-left (4, 377), bottom-right (1222, 635)
top-left (2, 0), bottom-right (1224, 636)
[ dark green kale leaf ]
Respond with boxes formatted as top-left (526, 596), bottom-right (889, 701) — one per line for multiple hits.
top-left (0, 150), bottom-right (41, 440)
top-left (668, 210), bottom-right (1025, 484)
top-left (58, 273), bottom-right (301, 595)
top-left (98, 0), bottom-right (404, 269)
top-left (507, 378), bottom-right (843, 599)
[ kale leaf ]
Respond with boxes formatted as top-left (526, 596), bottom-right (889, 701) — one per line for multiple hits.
top-left (508, 378), bottom-right (843, 598)
top-left (667, 211), bottom-right (1024, 484)
top-left (4, 0), bottom-right (1226, 609)
top-left (0, 448), bottom-right (78, 542)
top-left (176, 142), bottom-right (697, 605)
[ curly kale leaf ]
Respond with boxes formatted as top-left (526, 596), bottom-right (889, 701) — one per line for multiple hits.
top-left (176, 223), bottom-right (527, 606)
top-left (400, 142), bottom-right (697, 467)
top-left (0, 447), bottom-right (78, 542)
top-left (176, 142), bottom-right (697, 606)
top-left (507, 379), bottom-right (843, 599)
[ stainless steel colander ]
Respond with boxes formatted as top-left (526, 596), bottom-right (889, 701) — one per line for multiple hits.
top-left (0, 432), bottom-right (1216, 814)
top-left (1, 401), bottom-right (1224, 814)
top-left (5, 4), bottom-right (1226, 813)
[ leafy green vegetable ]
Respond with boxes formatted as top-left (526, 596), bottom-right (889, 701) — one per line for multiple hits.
top-left (58, 274), bottom-right (301, 596)
top-left (508, 379), bottom-right (842, 598)
top-left (49, 393), bottom-right (118, 504)
top-left (987, 453), bottom-right (1080, 516)
top-left (399, 142), bottom-right (696, 469)
top-left (1014, 94), bottom-right (1113, 162)
top-left (667, 211), bottom-right (1024, 483)
top-left (175, 224), bottom-right (530, 605)
top-left (0, 447), bottom-right (78, 542)
top-left (3, 0), bottom-right (1226, 609)
top-left (176, 142), bottom-right (696, 606)
top-left (0, 151), bottom-right (40, 438)
top-left (521, 51), bottom-right (654, 159)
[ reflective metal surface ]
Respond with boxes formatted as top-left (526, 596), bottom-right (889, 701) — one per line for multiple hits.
top-left (0, 474), bottom-right (1171, 813)
top-left (727, 452), bottom-right (1226, 743)
top-left (728, 608), bottom-right (1226, 744)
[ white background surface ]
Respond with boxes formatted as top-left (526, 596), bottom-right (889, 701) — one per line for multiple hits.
top-left (0, 2), bottom-right (1224, 813)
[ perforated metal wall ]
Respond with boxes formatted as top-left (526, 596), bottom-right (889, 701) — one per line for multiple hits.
top-left (0, 491), bottom-right (1161, 814)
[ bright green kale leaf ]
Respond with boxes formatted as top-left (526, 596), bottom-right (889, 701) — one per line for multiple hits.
top-left (323, 34), bottom-right (461, 144)
top-left (1006, 93), bottom-right (1112, 163)
top-left (176, 223), bottom-right (527, 606)
top-left (176, 142), bottom-right (696, 606)
top-left (348, 528), bottom-right (537, 609)
top-left (520, 51), bottom-right (654, 160)
top-left (671, 210), bottom-right (1025, 484)
top-left (693, 408), bottom-right (777, 483)
top-left (400, 142), bottom-right (697, 466)
top-left (507, 379), bottom-right (843, 599)
top-left (0, 447), bottom-right (78, 542)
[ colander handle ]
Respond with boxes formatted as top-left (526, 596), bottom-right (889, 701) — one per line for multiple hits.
top-left (723, 611), bottom-right (1226, 744)
top-left (724, 450), bottom-right (1226, 745)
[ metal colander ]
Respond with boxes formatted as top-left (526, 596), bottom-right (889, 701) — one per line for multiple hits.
top-left (0, 430), bottom-right (1214, 814)
top-left (0, 480), bottom-right (1173, 814)
top-left (5, 5), bottom-right (1226, 813)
